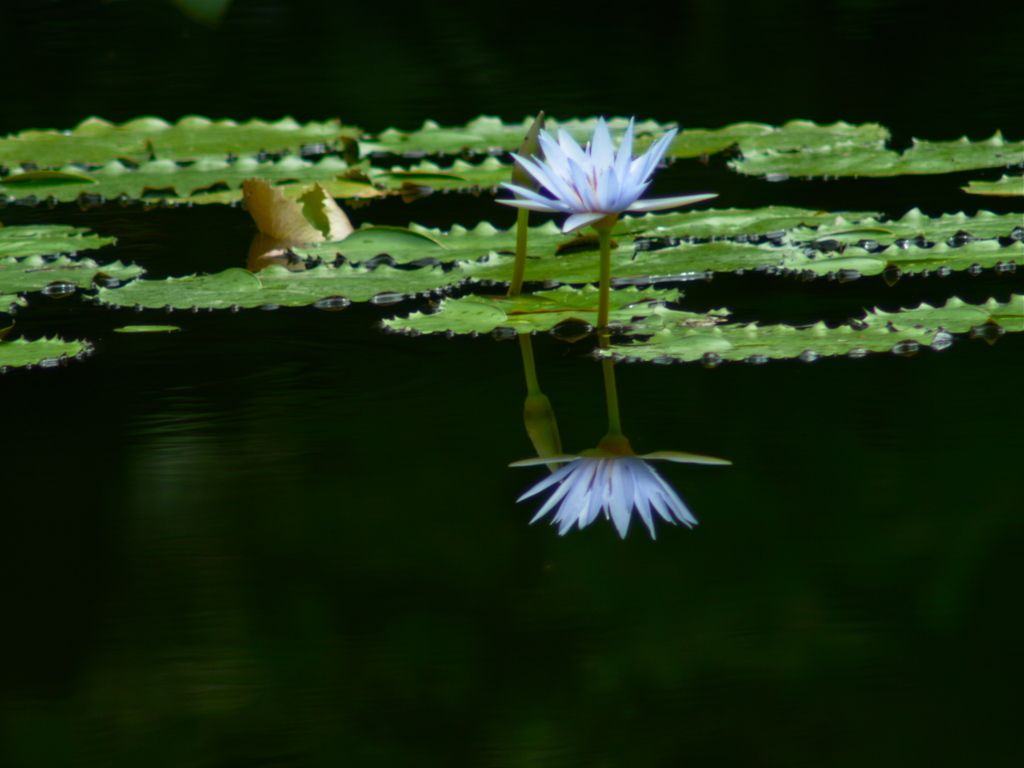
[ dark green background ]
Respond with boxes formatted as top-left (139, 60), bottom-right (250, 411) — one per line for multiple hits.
top-left (2, 1), bottom-right (1023, 766)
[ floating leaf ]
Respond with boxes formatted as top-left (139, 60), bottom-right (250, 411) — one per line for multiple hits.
top-left (795, 209), bottom-right (1024, 246)
top-left (0, 336), bottom-right (90, 369)
top-left (0, 224), bottom-right (116, 259)
top-left (619, 206), bottom-right (881, 238)
top-left (372, 156), bottom-right (514, 195)
top-left (787, 240), bottom-right (1024, 278)
top-left (113, 325), bottom-right (182, 333)
top-left (297, 208), bottom-right (878, 268)
top-left (383, 286), bottom-right (695, 335)
top-left (963, 174), bottom-right (1024, 197)
top-left (0, 254), bottom-right (144, 294)
top-left (0, 115), bottom-right (359, 168)
top-left (359, 116), bottom-right (667, 157)
top-left (0, 155), bottom-right (380, 206)
top-left (732, 132), bottom-right (1024, 178)
top-left (600, 295), bottom-right (1024, 364)
top-left (1, 294), bottom-right (27, 314)
top-left (358, 116), bottom-right (891, 164)
top-left (93, 262), bottom-right (468, 310)
top-left (296, 220), bottom-right (566, 265)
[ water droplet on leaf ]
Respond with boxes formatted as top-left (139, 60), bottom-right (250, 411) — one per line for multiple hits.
top-left (40, 281), bottom-right (77, 297)
top-left (969, 323), bottom-right (1004, 344)
top-left (369, 292), bottom-right (406, 306)
top-left (891, 340), bottom-right (919, 357)
top-left (313, 296), bottom-right (351, 311)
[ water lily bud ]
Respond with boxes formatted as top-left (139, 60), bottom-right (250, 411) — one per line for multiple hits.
top-left (523, 391), bottom-right (562, 470)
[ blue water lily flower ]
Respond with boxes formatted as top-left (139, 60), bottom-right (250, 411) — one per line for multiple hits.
top-left (512, 442), bottom-right (731, 538)
top-left (500, 117), bottom-right (716, 233)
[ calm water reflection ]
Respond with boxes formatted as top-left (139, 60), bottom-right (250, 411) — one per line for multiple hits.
top-left (3, 0), bottom-right (1024, 765)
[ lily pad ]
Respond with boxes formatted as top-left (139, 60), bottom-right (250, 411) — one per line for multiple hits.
top-left (787, 240), bottom-right (1024, 278)
top-left (794, 209), bottom-right (1024, 246)
top-left (963, 174), bottom-right (1024, 197)
top-left (383, 286), bottom-right (695, 335)
top-left (0, 254), bottom-right (144, 294)
top-left (358, 115), bottom-right (670, 157)
top-left (1, 294), bottom-right (27, 314)
top-left (113, 325), bottom-right (181, 333)
top-left (0, 115), bottom-right (359, 168)
top-left (93, 262), bottom-right (469, 310)
top-left (732, 132), bottom-right (1024, 178)
top-left (0, 155), bottom-right (380, 206)
top-left (0, 336), bottom-right (90, 370)
top-left (0, 225), bottom-right (116, 258)
top-left (298, 207), bottom-right (881, 268)
top-left (600, 294), bottom-right (1024, 364)
top-left (296, 220), bottom-right (570, 265)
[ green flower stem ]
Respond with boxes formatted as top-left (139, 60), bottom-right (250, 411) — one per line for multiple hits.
top-left (518, 329), bottom-right (540, 394)
top-left (601, 356), bottom-right (623, 438)
top-left (596, 219), bottom-right (615, 331)
top-left (594, 215), bottom-right (623, 438)
top-left (507, 208), bottom-right (530, 296)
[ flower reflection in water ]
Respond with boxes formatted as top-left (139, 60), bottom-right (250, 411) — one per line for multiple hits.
top-left (513, 435), bottom-right (730, 539)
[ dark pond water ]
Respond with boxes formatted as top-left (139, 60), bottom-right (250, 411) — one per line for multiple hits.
top-left (2, 1), bottom-right (1024, 766)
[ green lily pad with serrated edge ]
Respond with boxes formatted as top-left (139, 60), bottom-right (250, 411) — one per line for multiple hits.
top-left (0, 155), bottom-right (376, 205)
top-left (736, 120), bottom-right (889, 153)
top-left (0, 225), bottom-right (116, 258)
top-left (794, 209), bottom-right (1024, 246)
top-left (0, 336), bottom-right (89, 369)
top-left (1, 294), bottom-right (27, 314)
top-left (617, 206), bottom-right (882, 238)
top-left (0, 254), bottom-right (143, 294)
top-left (599, 294), bottom-right (1024, 364)
top-left (788, 240), bottom-right (1024, 278)
top-left (371, 156), bottom-right (515, 194)
top-left (0, 115), bottom-right (359, 168)
top-left (863, 295), bottom-right (1024, 334)
top-left (302, 225), bottom-right (447, 263)
top-left (731, 132), bottom-right (1024, 178)
top-left (359, 115), bottom-right (671, 157)
top-left (93, 262), bottom-right (469, 309)
top-left (963, 174), bottom-right (1024, 197)
top-left (455, 241), bottom-right (801, 284)
top-left (296, 220), bottom-right (574, 265)
top-left (383, 285), bottom-right (696, 335)
top-left (297, 208), bottom-right (882, 267)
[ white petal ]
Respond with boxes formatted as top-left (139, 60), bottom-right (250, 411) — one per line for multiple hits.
top-left (565, 157), bottom-right (597, 211)
top-left (557, 129), bottom-right (590, 169)
top-left (596, 166), bottom-right (622, 212)
top-left (499, 182), bottom-right (572, 212)
top-left (530, 469), bottom-right (576, 523)
top-left (623, 459), bottom-right (656, 537)
top-left (648, 469), bottom-right (697, 526)
top-left (614, 118), bottom-right (635, 182)
top-left (626, 192), bottom-right (718, 212)
top-left (497, 198), bottom-right (564, 212)
top-left (562, 212), bottom-right (606, 233)
top-left (537, 131), bottom-right (570, 177)
top-left (511, 455), bottom-right (582, 467)
top-left (590, 118), bottom-right (614, 169)
top-left (581, 460), bottom-right (608, 528)
top-left (556, 461), bottom-right (599, 534)
top-left (513, 155), bottom-right (581, 209)
top-left (517, 460), bottom-right (578, 502)
top-left (633, 128), bottom-right (678, 185)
